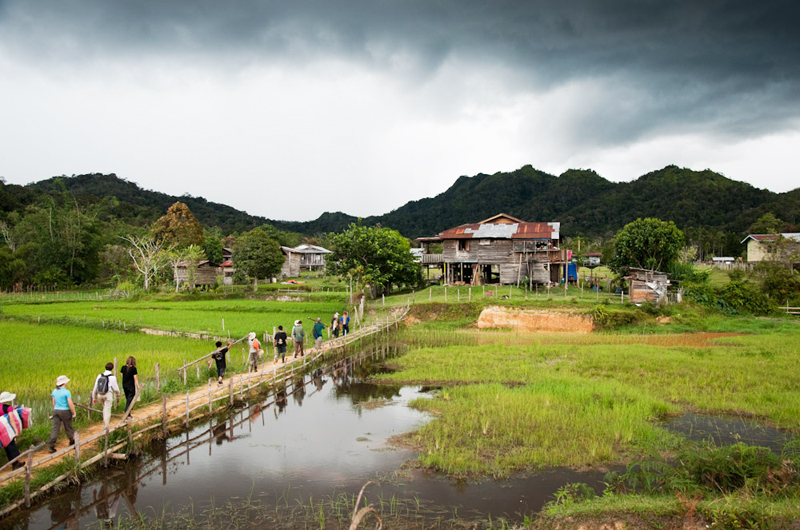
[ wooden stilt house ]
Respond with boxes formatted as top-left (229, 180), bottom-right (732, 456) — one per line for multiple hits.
top-left (417, 213), bottom-right (569, 286)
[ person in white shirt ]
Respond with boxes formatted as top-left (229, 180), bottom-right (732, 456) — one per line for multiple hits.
top-left (91, 362), bottom-right (120, 429)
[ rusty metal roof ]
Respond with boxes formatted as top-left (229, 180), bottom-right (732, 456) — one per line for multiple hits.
top-left (436, 221), bottom-right (559, 240)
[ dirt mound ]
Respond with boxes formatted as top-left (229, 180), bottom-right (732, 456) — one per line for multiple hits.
top-left (477, 306), bottom-right (593, 333)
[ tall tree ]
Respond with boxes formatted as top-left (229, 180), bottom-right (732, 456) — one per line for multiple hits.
top-left (610, 218), bottom-right (684, 272)
top-left (153, 202), bottom-right (204, 248)
top-left (326, 223), bottom-right (422, 297)
top-left (121, 234), bottom-right (172, 291)
top-left (232, 228), bottom-right (284, 291)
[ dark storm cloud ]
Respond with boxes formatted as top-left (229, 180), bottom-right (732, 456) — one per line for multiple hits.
top-left (2, 0), bottom-right (798, 143)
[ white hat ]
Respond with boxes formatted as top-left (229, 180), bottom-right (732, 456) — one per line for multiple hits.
top-left (248, 332), bottom-right (256, 340)
top-left (334, 312), bottom-right (339, 317)
top-left (56, 375), bottom-right (70, 387)
top-left (295, 320), bottom-right (301, 325)
top-left (0, 391), bottom-right (16, 403)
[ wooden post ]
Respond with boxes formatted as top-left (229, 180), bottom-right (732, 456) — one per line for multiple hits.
top-left (482, 285), bottom-right (485, 297)
top-left (24, 448), bottom-right (33, 507)
top-left (161, 394), bottom-right (168, 438)
top-left (182, 360), bottom-right (187, 385)
top-left (222, 318), bottom-right (225, 330)
top-left (74, 431), bottom-right (81, 464)
top-left (457, 289), bottom-right (460, 302)
top-left (196, 363), bottom-right (200, 380)
top-left (382, 294), bottom-right (385, 308)
top-left (128, 423), bottom-right (133, 455)
top-left (444, 287), bottom-right (447, 302)
top-left (509, 286), bottom-right (512, 298)
top-left (104, 428), bottom-right (109, 467)
top-left (155, 362), bottom-right (161, 393)
top-left (185, 391), bottom-right (190, 428)
top-left (469, 287), bottom-right (472, 301)
top-left (113, 356), bottom-right (118, 409)
top-left (208, 380), bottom-right (213, 413)
top-left (429, 287), bottom-right (432, 301)
top-left (229, 377), bottom-right (234, 407)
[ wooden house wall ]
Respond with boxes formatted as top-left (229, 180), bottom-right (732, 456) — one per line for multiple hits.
top-left (174, 265), bottom-right (218, 286)
top-left (281, 254), bottom-right (301, 277)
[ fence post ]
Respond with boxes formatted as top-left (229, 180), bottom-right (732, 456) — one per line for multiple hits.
top-left (469, 287), bottom-right (472, 301)
top-left (429, 287), bottom-right (432, 301)
top-left (74, 431), bottom-right (81, 465)
top-left (24, 446), bottom-right (34, 508)
top-left (229, 378), bottom-right (234, 407)
top-left (103, 428), bottom-right (109, 467)
top-left (155, 362), bottom-right (161, 393)
top-left (185, 391), bottom-right (190, 428)
top-left (161, 394), bottom-right (168, 438)
top-left (196, 363), bottom-right (200, 380)
top-left (208, 380), bottom-right (213, 413)
top-left (182, 360), bottom-right (187, 385)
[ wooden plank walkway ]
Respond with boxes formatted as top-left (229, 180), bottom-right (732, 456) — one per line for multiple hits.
top-left (0, 309), bottom-right (408, 518)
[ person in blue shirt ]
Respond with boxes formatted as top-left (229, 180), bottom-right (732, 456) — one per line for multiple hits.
top-left (48, 375), bottom-right (76, 453)
top-left (340, 311), bottom-right (351, 335)
top-left (312, 318), bottom-right (326, 350)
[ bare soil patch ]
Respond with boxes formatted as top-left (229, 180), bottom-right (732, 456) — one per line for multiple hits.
top-left (477, 306), bottom-right (594, 333)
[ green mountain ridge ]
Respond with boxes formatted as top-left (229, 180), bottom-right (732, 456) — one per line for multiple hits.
top-left (3, 165), bottom-right (798, 243)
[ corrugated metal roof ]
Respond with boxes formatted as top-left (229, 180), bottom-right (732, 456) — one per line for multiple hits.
top-left (437, 221), bottom-right (559, 240)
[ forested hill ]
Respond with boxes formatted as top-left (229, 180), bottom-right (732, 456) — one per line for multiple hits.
top-left (366, 165), bottom-right (799, 239)
top-left (4, 166), bottom-right (799, 239)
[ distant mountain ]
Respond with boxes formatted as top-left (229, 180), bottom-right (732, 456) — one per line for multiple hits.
top-left (9, 166), bottom-right (799, 242)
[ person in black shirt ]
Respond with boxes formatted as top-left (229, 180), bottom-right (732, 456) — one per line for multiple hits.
top-left (120, 357), bottom-right (139, 419)
top-left (273, 326), bottom-right (288, 364)
top-left (213, 341), bottom-right (231, 385)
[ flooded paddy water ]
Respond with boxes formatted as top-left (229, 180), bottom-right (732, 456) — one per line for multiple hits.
top-left (3, 339), bottom-right (796, 529)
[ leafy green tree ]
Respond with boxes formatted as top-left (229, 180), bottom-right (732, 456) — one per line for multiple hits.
top-left (326, 223), bottom-right (422, 297)
top-left (610, 218), bottom-right (684, 272)
top-left (232, 228), bottom-right (284, 291)
top-left (153, 202), bottom-right (204, 248)
top-left (748, 213), bottom-right (785, 234)
top-left (201, 227), bottom-right (225, 264)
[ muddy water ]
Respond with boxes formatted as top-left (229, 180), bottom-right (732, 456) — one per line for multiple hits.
top-left (663, 412), bottom-right (795, 453)
top-left (4, 346), bottom-right (613, 529)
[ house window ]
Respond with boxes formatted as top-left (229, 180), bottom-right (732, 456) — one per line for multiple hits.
top-left (458, 240), bottom-right (470, 251)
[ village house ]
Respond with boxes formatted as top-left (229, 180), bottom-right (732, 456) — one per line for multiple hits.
top-left (417, 213), bottom-right (570, 286)
top-left (280, 244), bottom-right (331, 278)
top-left (741, 233), bottom-right (800, 264)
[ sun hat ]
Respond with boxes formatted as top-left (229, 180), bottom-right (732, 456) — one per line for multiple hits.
top-left (248, 332), bottom-right (256, 340)
top-left (0, 391), bottom-right (16, 403)
top-left (56, 375), bottom-right (70, 387)
top-left (316, 317), bottom-right (321, 322)
top-left (295, 320), bottom-right (301, 325)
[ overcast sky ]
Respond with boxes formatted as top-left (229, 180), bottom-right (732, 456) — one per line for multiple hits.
top-left (1, 1), bottom-right (798, 222)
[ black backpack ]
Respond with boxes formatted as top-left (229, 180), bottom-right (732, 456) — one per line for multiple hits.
top-left (96, 373), bottom-right (110, 395)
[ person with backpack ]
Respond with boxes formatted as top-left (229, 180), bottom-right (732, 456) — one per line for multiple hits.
top-left (91, 362), bottom-right (120, 429)
top-left (273, 326), bottom-right (288, 364)
top-left (1, 391), bottom-right (24, 469)
top-left (48, 375), bottom-right (76, 453)
top-left (247, 332), bottom-right (261, 373)
top-left (312, 318), bottom-right (326, 350)
top-left (213, 341), bottom-right (231, 385)
top-left (292, 320), bottom-right (306, 358)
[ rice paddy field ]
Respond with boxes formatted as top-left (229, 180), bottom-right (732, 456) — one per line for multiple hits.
top-left (0, 297), bottom-right (352, 338)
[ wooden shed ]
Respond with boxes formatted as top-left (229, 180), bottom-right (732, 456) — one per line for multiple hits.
top-left (417, 213), bottom-right (569, 286)
top-left (173, 260), bottom-right (220, 288)
top-left (625, 268), bottom-right (669, 305)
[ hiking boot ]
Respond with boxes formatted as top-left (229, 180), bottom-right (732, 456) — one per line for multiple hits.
top-left (69, 439), bottom-right (75, 446)
top-left (48, 447), bottom-right (56, 453)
